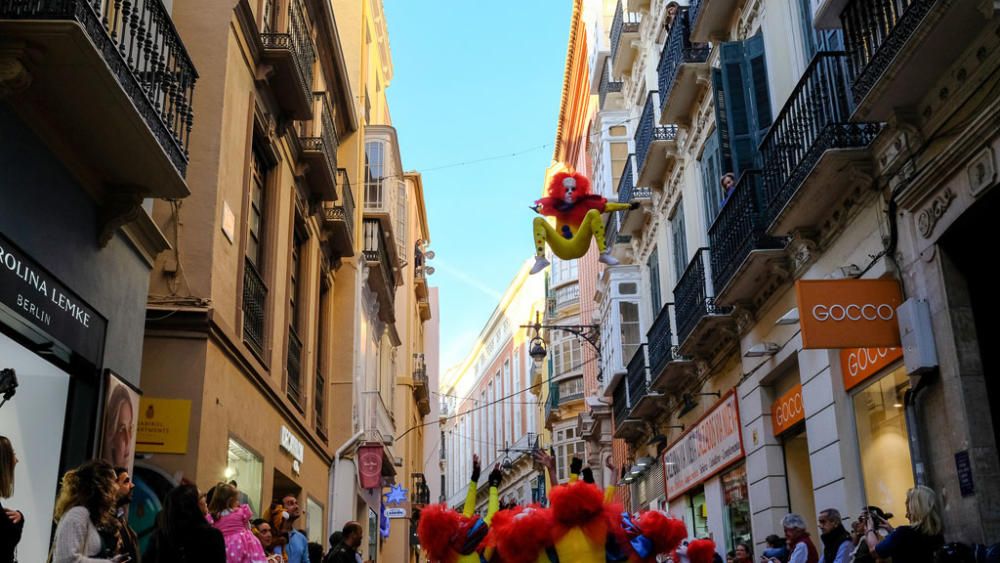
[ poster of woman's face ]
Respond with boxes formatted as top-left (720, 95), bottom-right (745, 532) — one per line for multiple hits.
top-left (100, 371), bottom-right (140, 475)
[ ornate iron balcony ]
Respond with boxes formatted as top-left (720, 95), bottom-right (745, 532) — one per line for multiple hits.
top-left (260, 0), bottom-right (315, 118)
top-left (673, 248), bottom-right (729, 346)
top-left (617, 154), bottom-right (650, 203)
top-left (599, 58), bottom-right (623, 109)
top-left (0, 0), bottom-right (198, 176)
top-left (634, 92), bottom-right (677, 179)
top-left (625, 344), bottom-right (649, 418)
top-left (610, 0), bottom-right (641, 67)
top-left (688, 0), bottom-right (704, 31)
top-left (363, 218), bottom-right (397, 290)
top-left (708, 171), bottom-right (785, 296)
top-left (646, 302), bottom-right (674, 377)
top-left (612, 374), bottom-right (630, 429)
top-left (242, 259), bottom-right (267, 356)
top-left (297, 93), bottom-right (339, 199)
top-left (759, 52), bottom-right (882, 229)
top-left (286, 328), bottom-right (303, 406)
top-left (840, 0), bottom-right (936, 105)
top-left (657, 6), bottom-right (709, 112)
top-left (605, 211), bottom-right (623, 251)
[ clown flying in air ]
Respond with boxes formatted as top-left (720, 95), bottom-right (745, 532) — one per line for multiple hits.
top-left (530, 170), bottom-right (638, 275)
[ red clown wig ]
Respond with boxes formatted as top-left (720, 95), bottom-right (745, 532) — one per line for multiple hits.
top-left (488, 505), bottom-right (554, 563)
top-left (417, 504), bottom-right (460, 563)
top-left (546, 170), bottom-right (592, 199)
top-left (687, 538), bottom-right (718, 563)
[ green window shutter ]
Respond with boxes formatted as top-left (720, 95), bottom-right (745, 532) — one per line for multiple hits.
top-left (719, 41), bottom-right (755, 177)
top-left (671, 200), bottom-right (688, 285)
top-left (710, 67), bottom-right (733, 176)
top-left (648, 247), bottom-right (662, 317)
top-left (700, 131), bottom-right (723, 227)
top-left (744, 33), bottom-right (773, 151)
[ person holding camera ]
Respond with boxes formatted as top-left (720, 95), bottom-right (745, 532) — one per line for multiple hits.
top-left (865, 486), bottom-right (944, 563)
top-left (849, 506), bottom-right (889, 563)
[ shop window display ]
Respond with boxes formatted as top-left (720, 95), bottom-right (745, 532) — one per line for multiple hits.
top-left (852, 366), bottom-right (914, 527)
top-left (722, 465), bottom-right (752, 551)
top-left (227, 438), bottom-right (263, 516)
top-left (306, 497), bottom-right (324, 543)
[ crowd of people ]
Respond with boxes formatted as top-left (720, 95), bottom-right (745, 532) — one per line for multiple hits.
top-left (0, 432), bottom-right (994, 563)
top-left (0, 434), bottom-right (374, 563)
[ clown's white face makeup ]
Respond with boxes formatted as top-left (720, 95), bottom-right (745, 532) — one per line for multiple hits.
top-left (562, 177), bottom-right (577, 203)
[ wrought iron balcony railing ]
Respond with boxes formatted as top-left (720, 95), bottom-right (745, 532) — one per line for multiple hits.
top-left (337, 168), bottom-right (355, 234)
top-left (610, 0), bottom-right (641, 67)
top-left (673, 248), bottom-right (729, 346)
top-left (612, 373), bottom-right (630, 428)
top-left (634, 92), bottom-right (677, 178)
top-left (688, 0), bottom-right (704, 31)
top-left (646, 302), bottom-right (674, 377)
top-left (0, 0), bottom-right (198, 175)
top-left (625, 344), bottom-right (648, 417)
top-left (286, 328), bottom-right (303, 406)
top-left (605, 211), bottom-right (623, 251)
top-left (242, 260), bottom-right (267, 356)
top-left (657, 6), bottom-right (709, 112)
top-left (708, 171), bottom-right (785, 295)
top-left (759, 52), bottom-right (882, 228)
top-left (545, 382), bottom-right (560, 422)
top-left (617, 155), bottom-right (650, 202)
top-left (840, 0), bottom-right (936, 105)
top-left (599, 58), bottom-right (623, 108)
top-left (260, 0), bottom-right (315, 114)
top-left (363, 218), bottom-right (397, 290)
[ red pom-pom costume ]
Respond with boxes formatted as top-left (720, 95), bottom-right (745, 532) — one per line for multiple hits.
top-left (487, 505), bottom-right (555, 563)
top-left (686, 538), bottom-right (719, 563)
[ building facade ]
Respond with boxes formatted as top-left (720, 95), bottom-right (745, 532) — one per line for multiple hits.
top-left (0, 1), bottom-right (198, 560)
top-left (587, 0), bottom-right (1000, 556)
top-left (441, 262), bottom-right (547, 515)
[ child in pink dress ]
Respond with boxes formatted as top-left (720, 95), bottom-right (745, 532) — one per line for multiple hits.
top-left (208, 483), bottom-right (268, 563)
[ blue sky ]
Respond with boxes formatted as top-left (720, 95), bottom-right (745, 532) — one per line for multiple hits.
top-left (384, 1), bottom-right (573, 370)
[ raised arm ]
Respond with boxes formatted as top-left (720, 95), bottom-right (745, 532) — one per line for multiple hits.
top-left (485, 464), bottom-right (502, 525)
top-left (463, 454), bottom-right (481, 517)
top-left (604, 201), bottom-right (640, 213)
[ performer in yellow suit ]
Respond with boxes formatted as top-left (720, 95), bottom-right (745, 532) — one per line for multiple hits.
top-left (530, 170), bottom-right (638, 275)
top-left (418, 455), bottom-right (499, 563)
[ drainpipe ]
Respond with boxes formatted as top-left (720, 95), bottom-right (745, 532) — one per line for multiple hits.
top-left (329, 430), bottom-right (364, 535)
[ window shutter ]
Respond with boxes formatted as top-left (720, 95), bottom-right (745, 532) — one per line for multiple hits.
top-left (710, 68), bottom-right (733, 176)
top-left (700, 131), bottom-right (723, 227)
top-left (648, 248), bottom-right (662, 317)
top-left (744, 33), bottom-right (773, 151)
top-left (719, 41), bottom-right (755, 176)
top-left (670, 201), bottom-right (688, 285)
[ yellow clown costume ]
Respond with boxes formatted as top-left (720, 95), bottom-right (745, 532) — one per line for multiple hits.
top-left (530, 170), bottom-right (636, 275)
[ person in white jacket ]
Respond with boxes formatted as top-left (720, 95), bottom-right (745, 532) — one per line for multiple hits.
top-left (51, 460), bottom-right (129, 563)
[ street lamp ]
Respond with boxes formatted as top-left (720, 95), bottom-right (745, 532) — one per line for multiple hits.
top-left (521, 312), bottom-right (603, 382)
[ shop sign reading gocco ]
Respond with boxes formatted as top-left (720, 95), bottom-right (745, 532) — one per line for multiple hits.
top-left (358, 444), bottom-right (383, 489)
top-left (771, 384), bottom-right (804, 436)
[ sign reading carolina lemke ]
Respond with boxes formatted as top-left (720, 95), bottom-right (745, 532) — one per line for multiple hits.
top-left (795, 279), bottom-right (904, 349)
top-left (0, 233), bottom-right (106, 365)
top-left (663, 392), bottom-right (744, 500)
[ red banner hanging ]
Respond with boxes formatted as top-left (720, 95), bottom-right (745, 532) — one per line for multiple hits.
top-left (358, 443), bottom-right (383, 489)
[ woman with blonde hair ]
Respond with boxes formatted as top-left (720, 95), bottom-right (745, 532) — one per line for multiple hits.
top-left (50, 459), bottom-right (128, 562)
top-left (1, 436), bottom-right (24, 563)
top-left (866, 485), bottom-right (944, 563)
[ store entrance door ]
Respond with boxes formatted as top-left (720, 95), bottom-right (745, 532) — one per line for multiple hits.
top-left (782, 428), bottom-right (818, 540)
top-left (941, 185), bottom-right (1000, 473)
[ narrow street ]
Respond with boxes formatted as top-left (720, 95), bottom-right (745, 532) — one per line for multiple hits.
top-left (1, 0), bottom-right (999, 562)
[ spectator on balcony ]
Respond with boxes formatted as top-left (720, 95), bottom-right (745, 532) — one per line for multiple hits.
top-left (720, 172), bottom-right (737, 204)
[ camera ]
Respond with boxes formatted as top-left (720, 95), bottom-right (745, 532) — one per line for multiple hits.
top-left (0, 368), bottom-right (17, 401)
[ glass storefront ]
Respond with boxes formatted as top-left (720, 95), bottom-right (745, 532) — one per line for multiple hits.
top-left (0, 331), bottom-right (71, 563)
top-left (306, 497), bottom-right (324, 544)
top-left (852, 365), bottom-right (914, 527)
top-left (227, 438), bottom-right (264, 515)
top-left (685, 487), bottom-right (709, 538)
top-left (722, 465), bottom-right (752, 550)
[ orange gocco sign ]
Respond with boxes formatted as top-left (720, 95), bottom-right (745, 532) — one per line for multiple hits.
top-left (795, 280), bottom-right (904, 349)
top-left (772, 384), bottom-right (804, 436)
top-left (841, 347), bottom-right (903, 391)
